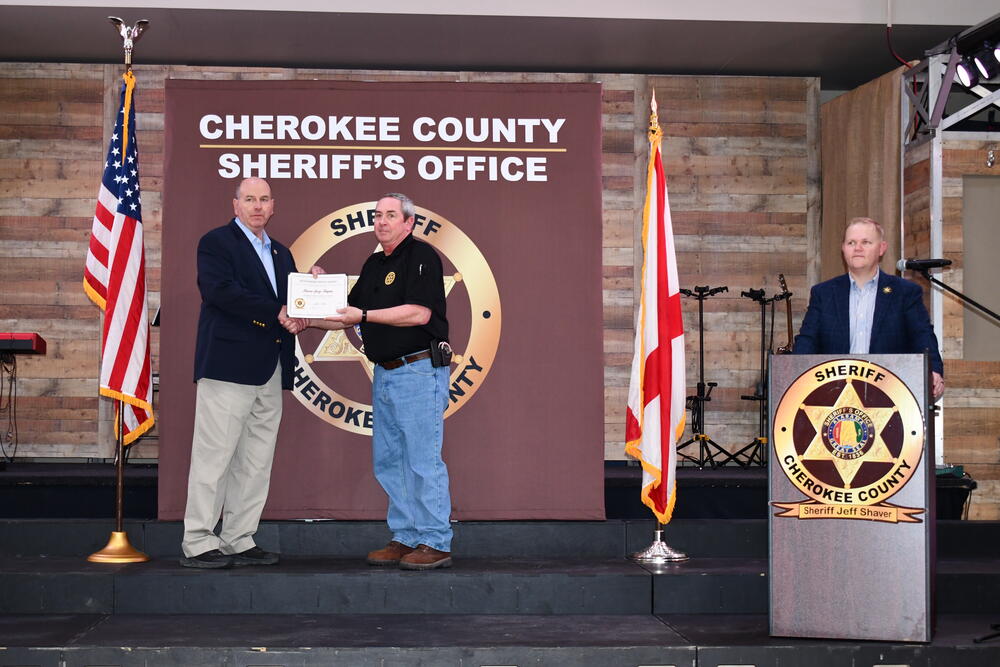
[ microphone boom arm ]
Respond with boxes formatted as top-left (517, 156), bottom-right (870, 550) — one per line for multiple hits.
top-left (919, 270), bottom-right (1000, 325)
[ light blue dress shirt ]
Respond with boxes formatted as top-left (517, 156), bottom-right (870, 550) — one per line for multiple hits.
top-left (848, 271), bottom-right (879, 354)
top-left (234, 217), bottom-right (277, 296)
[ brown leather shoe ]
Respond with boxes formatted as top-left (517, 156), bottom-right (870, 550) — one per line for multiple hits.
top-left (366, 540), bottom-right (414, 566)
top-left (399, 544), bottom-right (452, 570)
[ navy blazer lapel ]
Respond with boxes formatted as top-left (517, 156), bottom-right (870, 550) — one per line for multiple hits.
top-left (274, 245), bottom-right (290, 300)
top-left (871, 270), bottom-right (893, 342)
top-left (229, 218), bottom-right (277, 298)
top-left (833, 274), bottom-right (851, 349)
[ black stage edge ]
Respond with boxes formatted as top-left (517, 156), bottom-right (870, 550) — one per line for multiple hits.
top-left (2, 614), bottom-right (1000, 666)
top-left (0, 461), bottom-right (977, 520)
top-left (0, 462), bottom-right (157, 519)
top-left (609, 461), bottom-right (977, 519)
top-left (1, 519), bottom-right (1000, 665)
top-left (0, 462), bottom-right (992, 666)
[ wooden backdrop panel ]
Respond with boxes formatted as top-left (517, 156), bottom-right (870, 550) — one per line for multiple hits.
top-left (0, 63), bottom-right (851, 515)
top-left (903, 137), bottom-right (1000, 518)
top-left (820, 66), bottom-right (903, 279)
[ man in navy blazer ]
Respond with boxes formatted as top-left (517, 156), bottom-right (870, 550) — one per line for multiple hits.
top-left (180, 177), bottom-right (303, 568)
top-left (793, 217), bottom-right (944, 400)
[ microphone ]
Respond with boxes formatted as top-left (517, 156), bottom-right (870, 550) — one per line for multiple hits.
top-left (896, 258), bottom-right (952, 272)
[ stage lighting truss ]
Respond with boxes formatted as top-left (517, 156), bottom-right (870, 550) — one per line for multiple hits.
top-left (902, 13), bottom-right (1000, 142)
top-left (973, 42), bottom-right (1000, 80)
top-left (902, 46), bottom-right (1000, 143)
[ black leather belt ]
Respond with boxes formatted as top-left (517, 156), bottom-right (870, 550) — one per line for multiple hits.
top-left (378, 349), bottom-right (432, 370)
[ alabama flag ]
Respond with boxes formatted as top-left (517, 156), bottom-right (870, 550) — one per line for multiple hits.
top-left (625, 95), bottom-right (686, 524)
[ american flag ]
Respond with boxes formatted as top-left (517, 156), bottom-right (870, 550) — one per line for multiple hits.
top-left (625, 94), bottom-right (686, 524)
top-left (83, 70), bottom-right (154, 445)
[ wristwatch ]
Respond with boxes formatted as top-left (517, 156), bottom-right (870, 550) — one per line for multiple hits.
top-left (361, 310), bottom-right (367, 323)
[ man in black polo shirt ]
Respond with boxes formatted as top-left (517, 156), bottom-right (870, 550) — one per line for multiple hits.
top-left (297, 193), bottom-right (453, 570)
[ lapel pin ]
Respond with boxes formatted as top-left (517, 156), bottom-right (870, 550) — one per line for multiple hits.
top-left (883, 286), bottom-right (892, 294)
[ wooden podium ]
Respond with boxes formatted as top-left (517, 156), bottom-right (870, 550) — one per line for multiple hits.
top-left (769, 353), bottom-right (934, 642)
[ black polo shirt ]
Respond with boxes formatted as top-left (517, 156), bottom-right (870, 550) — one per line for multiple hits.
top-left (348, 232), bottom-right (449, 363)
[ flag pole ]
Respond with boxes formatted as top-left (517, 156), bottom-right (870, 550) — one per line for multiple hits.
top-left (88, 17), bottom-right (151, 564)
top-left (630, 522), bottom-right (688, 563)
top-left (626, 90), bottom-right (688, 564)
top-left (89, 399), bottom-right (149, 562)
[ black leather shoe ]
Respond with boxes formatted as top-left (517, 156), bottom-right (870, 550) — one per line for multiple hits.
top-left (179, 549), bottom-right (233, 569)
top-left (232, 546), bottom-right (279, 566)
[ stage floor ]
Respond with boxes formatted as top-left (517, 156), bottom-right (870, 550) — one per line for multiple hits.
top-left (0, 466), bottom-right (990, 666)
top-left (3, 524), bottom-right (1000, 666)
top-left (2, 612), bottom-right (1000, 665)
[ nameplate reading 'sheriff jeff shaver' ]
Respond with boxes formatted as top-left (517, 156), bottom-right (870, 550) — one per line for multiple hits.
top-left (772, 359), bottom-right (925, 523)
top-left (287, 272), bottom-right (348, 318)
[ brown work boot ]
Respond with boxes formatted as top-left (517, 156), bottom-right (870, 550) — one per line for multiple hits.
top-left (366, 540), bottom-right (414, 566)
top-left (399, 544), bottom-right (452, 570)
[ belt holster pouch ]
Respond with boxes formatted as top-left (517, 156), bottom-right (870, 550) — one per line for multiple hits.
top-left (430, 339), bottom-right (452, 367)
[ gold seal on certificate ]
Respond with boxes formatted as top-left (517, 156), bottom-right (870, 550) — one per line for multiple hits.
top-left (287, 273), bottom-right (348, 318)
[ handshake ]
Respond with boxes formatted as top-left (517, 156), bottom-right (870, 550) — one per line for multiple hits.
top-left (277, 306), bottom-right (309, 335)
top-left (279, 305), bottom-right (360, 334)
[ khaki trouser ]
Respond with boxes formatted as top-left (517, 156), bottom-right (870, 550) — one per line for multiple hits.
top-left (181, 365), bottom-right (282, 558)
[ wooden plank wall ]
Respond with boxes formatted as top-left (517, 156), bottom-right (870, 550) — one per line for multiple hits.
top-left (904, 137), bottom-right (1000, 519)
top-left (0, 63), bottom-right (107, 458)
top-left (638, 76), bottom-right (820, 459)
top-left (0, 63), bottom-right (818, 467)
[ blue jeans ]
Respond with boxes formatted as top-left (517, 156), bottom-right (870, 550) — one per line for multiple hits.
top-left (372, 356), bottom-right (452, 552)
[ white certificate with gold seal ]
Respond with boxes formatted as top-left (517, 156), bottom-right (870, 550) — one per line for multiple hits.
top-left (286, 272), bottom-right (348, 318)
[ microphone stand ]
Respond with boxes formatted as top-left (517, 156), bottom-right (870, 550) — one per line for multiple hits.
top-left (916, 269), bottom-right (1000, 644)
top-left (917, 270), bottom-right (1000, 326)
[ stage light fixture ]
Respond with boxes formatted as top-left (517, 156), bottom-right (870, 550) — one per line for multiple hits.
top-left (973, 42), bottom-right (1000, 79)
top-left (956, 58), bottom-right (979, 87)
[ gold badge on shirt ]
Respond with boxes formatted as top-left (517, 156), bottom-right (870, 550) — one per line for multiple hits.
top-left (384, 271), bottom-right (396, 286)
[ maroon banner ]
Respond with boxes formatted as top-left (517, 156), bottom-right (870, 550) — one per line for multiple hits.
top-left (159, 80), bottom-right (604, 520)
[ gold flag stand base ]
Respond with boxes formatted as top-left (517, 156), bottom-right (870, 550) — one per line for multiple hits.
top-left (87, 531), bottom-right (150, 563)
top-left (628, 528), bottom-right (689, 564)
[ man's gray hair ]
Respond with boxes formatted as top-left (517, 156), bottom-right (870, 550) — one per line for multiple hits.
top-left (234, 177), bottom-right (270, 201)
top-left (380, 192), bottom-right (415, 220)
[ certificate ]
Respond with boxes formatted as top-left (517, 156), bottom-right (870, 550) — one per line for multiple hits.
top-left (287, 272), bottom-right (348, 318)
